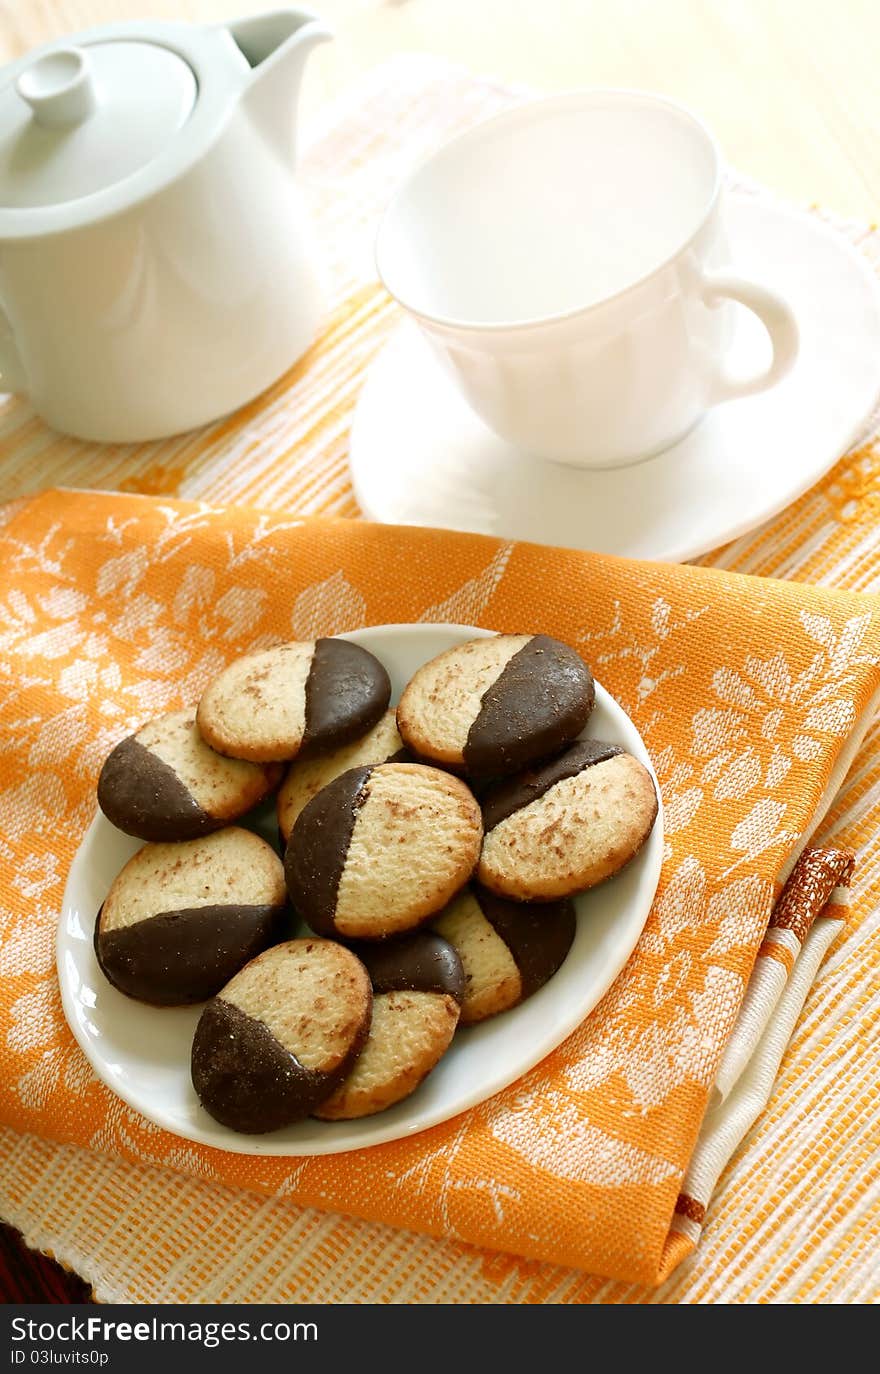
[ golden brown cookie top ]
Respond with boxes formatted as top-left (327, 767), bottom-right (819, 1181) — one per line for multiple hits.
top-left (479, 743), bottom-right (657, 901)
top-left (97, 709), bottom-right (281, 841)
top-left (191, 939), bottom-right (373, 1133)
top-left (285, 762), bottom-right (482, 939)
top-left (197, 638), bottom-right (391, 763)
top-left (397, 633), bottom-right (594, 776)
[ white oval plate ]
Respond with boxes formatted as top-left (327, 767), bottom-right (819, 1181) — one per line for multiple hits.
top-left (58, 623), bottom-right (663, 1156)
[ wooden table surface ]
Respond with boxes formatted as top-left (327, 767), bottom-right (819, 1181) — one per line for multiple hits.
top-left (1, 0), bottom-right (878, 222)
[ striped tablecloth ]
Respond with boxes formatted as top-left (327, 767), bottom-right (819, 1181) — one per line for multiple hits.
top-left (0, 59), bottom-right (878, 1304)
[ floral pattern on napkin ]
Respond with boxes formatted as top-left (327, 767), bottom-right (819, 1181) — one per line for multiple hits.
top-left (1, 487), bottom-right (878, 1284)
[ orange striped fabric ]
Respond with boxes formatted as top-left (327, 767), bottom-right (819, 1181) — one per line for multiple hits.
top-left (0, 483), bottom-right (875, 1286)
top-left (0, 59), bottom-right (878, 1303)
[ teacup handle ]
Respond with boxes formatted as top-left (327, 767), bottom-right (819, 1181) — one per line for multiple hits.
top-left (701, 273), bottom-right (799, 404)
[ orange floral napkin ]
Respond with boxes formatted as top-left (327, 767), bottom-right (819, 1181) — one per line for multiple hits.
top-left (0, 486), bottom-right (877, 1286)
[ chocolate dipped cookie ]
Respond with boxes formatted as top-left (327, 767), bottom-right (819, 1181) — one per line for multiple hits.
top-left (285, 761), bottom-right (482, 939)
top-left (478, 740), bottom-right (658, 901)
top-left (191, 939), bottom-right (372, 1133)
top-left (277, 708), bottom-right (407, 844)
top-left (97, 709), bottom-right (282, 842)
top-left (315, 931), bottom-right (464, 1120)
top-left (433, 885), bottom-right (575, 1023)
top-left (94, 828), bottom-right (288, 1006)
top-left (396, 633), bottom-right (594, 777)
top-left (197, 638), bottom-right (391, 763)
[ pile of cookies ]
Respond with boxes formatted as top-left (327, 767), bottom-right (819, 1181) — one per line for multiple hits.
top-left (94, 633), bottom-right (657, 1133)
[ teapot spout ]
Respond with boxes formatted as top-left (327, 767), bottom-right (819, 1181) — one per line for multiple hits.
top-left (227, 9), bottom-right (332, 165)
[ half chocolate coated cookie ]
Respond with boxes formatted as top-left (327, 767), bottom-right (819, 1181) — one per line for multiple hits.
top-left (433, 885), bottom-right (576, 1022)
top-left (478, 740), bottom-right (658, 900)
top-left (97, 709), bottom-right (282, 842)
top-left (285, 762), bottom-right (482, 939)
top-left (191, 939), bottom-right (372, 1133)
top-left (397, 633), bottom-right (595, 777)
top-left (197, 638), bottom-right (391, 763)
top-left (315, 932), bottom-right (464, 1120)
top-left (277, 708), bottom-right (407, 843)
top-left (94, 828), bottom-right (288, 1005)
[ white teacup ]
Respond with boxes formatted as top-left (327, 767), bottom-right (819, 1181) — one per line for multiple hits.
top-left (376, 91), bottom-right (799, 469)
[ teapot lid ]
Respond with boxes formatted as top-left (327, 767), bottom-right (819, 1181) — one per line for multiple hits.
top-left (0, 39), bottom-right (197, 210)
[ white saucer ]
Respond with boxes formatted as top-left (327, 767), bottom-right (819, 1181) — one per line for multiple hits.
top-left (350, 196), bottom-right (880, 562)
top-left (58, 624), bottom-right (662, 1157)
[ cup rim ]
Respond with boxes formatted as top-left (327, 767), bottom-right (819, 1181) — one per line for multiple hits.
top-left (375, 87), bottom-right (724, 335)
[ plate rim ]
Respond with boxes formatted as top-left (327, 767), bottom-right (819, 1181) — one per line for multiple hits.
top-left (58, 622), bottom-right (664, 1156)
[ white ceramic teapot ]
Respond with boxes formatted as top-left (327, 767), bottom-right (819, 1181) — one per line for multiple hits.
top-left (0, 10), bottom-right (330, 442)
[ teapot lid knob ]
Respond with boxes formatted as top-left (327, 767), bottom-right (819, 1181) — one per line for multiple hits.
top-left (0, 37), bottom-right (197, 214)
top-left (16, 48), bottom-right (97, 129)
